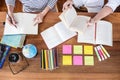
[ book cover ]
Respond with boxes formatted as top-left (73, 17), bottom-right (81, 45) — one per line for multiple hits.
top-left (0, 44), bottom-right (10, 69)
top-left (1, 34), bottom-right (26, 48)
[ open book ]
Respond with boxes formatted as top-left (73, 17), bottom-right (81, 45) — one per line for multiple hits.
top-left (77, 20), bottom-right (112, 46)
top-left (59, 7), bottom-right (90, 34)
top-left (41, 22), bottom-right (77, 49)
top-left (4, 13), bottom-right (38, 35)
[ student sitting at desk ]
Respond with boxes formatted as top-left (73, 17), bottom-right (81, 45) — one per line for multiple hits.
top-left (63, 0), bottom-right (120, 25)
top-left (5, 0), bottom-right (57, 26)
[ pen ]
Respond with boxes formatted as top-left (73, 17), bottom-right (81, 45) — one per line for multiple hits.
top-left (6, 12), bottom-right (17, 28)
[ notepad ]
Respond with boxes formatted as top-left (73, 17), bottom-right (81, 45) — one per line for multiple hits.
top-left (41, 22), bottom-right (77, 49)
top-left (1, 34), bottom-right (26, 48)
top-left (62, 45), bottom-right (72, 54)
top-left (84, 56), bottom-right (94, 65)
top-left (62, 55), bottom-right (72, 65)
top-left (73, 45), bottom-right (82, 54)
top-left (4, 13), bottom-right (38, 35)
top-left (73, 56), bottom-right (83, 65)
top-left (84, 45), bottom-right (93, 55)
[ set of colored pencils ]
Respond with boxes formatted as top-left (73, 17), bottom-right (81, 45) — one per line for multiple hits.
top-left (94, 45), bottom-right (110, 61)
top-left (40, 48), bottom-right (58, 70)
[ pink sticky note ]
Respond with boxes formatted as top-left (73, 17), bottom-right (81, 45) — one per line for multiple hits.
top-left (62, 45), bottom-right (72, 54)
top-left (73, 56), bottom-right (83, 65)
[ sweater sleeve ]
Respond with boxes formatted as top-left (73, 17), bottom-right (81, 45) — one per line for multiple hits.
top-left (73, 0), bottom-right (83, 8)
top-left (47, 0), bottom-right (57, 9)
top-left (5, 0), bottom-right (16, 7)
top-left (105, 0), bottom-right (120, 11)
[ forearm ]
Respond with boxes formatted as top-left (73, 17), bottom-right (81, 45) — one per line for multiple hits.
top-left (41, 6), bottom-right (51, 17)
top-left (7, 5), bottom-right (14, 14)
top-left (91, 6), bottom-right (113, 23)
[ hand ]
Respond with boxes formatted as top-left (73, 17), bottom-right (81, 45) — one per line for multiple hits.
top-left (87, 18), bottom-right (96, 26)
top-left (34, 13), bottom-right (45, 26)
top-left (6, 13), bottom-right (17, 27)
top-left (62, 0), bottom-right (73, 11)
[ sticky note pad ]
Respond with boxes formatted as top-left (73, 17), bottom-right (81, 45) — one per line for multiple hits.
top-left (73, 45), bottom-right (82, 54)
top-left (62, 56), bottom-right (72, 65)
top-left (84, 56), bottom-right (94, 66)
top-left (84, 45), bottom-right (93, 55)
top-left (73, 56), bottom-right (83, 65)
top-left (62, 45), bottom-right (72, 54)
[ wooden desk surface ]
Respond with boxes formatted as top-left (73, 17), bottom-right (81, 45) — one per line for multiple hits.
top-left (0, 12), bottom-right (120, 80)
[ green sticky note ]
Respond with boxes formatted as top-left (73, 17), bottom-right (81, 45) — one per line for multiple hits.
top-left (73, 45), bottom-right (82, 54)
top-left (62, 56), bottom-right (72, 65)
top-left (84, 56), bottom-right (94, 66)
top-left (84, 45), bottom-right (93, 55)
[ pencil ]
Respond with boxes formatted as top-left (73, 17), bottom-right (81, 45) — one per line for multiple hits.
top-left (6, 12), bottom-right (17, 28)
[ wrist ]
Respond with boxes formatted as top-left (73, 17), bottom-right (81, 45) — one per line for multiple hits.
top-left (67, 0), bottom-right (73, 3)
top-left (90, 18), bottom-right (97, 24)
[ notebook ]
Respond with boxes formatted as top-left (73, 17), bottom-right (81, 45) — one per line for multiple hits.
top-left (1, 34), bottom-right (26, 48)
top-left (4, 13), bottom-right (38, 35)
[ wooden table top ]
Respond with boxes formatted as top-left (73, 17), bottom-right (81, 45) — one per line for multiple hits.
top-left (0, 12), bottom-right (120, 80)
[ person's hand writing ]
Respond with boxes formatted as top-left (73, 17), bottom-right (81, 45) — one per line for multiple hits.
top-left (34, 13), bottom-right (45, 26)
top-left (62, 0), bottom-right (73, 11)
top-left (6, 13), bottom-right (17, 28)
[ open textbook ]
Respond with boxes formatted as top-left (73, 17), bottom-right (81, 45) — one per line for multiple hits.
top-left (41, 22), bottom-right (77, 49)
top-left (59, 7), bottom-right (90, 34)
top-left (4, 13), bottom-right (38, 35)
top-left (77, 20), bottom-right (112, 46)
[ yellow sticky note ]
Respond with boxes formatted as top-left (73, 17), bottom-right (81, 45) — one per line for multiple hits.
top-left (84, 56), bottom-right (94, 65)
top-left (73, 45), bottom-right (82, 54)
top-left (84, 45), bottom-right (93, 55)
top-left (62, 56), bottom-right (72, 65)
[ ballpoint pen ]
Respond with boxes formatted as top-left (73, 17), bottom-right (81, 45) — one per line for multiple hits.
top-left (6, 12), bottom-right (17, 28)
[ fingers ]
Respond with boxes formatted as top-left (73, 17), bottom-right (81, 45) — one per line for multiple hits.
top-left (62, 1), bottom-right (73, 11)
top-left (33, 14), bottom-right (43, 26)
top-left (6, 14), bottom-right (17, 27)
top-left (87, 18), bottom-right (95, 27)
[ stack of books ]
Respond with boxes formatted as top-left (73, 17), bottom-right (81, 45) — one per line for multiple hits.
top-left (40, 48), bottom-right (59, 70)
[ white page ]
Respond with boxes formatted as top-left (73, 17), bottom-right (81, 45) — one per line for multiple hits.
top-left (41, 26), bottom-right (63, 49)
top-left (64, 7), bottom-right (77, 27)
top-left (4, 13), bottom-right (38, 35)
top-left (70, 15), bottom-right (90, 34)
top-left (96, 21), bottom-right (112, 46)
top-left (77, 24), bottom-right (95, 44)
top-left (54, 22), bottom-right (77, 41)
top-left (59, 7), bottom-right (77, 27)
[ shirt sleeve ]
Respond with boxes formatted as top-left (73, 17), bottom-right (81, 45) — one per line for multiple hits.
top-left (5, 0), bottom-right (16, 7)
top-left (47, 0), bottom-right (57, 9)
top-left (105, 0), bottom-right (120, 11)
top-left (73, 0), bottom-right (83, 8)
